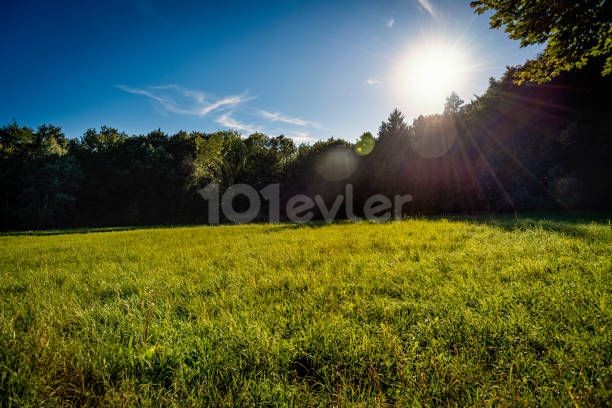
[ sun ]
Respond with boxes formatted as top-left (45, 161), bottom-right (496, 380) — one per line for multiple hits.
top-left (397, 41), bottom-right (470, 112)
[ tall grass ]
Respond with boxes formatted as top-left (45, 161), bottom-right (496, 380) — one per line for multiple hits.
top-left (0, 218), bottom-right (610, 405)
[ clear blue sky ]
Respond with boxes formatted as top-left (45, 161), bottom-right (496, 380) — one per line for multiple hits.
top-left (0, 0), bottom-right (541, 142)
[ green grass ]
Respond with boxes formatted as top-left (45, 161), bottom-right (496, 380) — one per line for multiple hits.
top-left (0, 217), bottom-right (610, 406)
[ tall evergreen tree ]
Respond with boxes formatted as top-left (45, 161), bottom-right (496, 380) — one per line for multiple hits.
top-left (377, 108), bottom-right (409, 142)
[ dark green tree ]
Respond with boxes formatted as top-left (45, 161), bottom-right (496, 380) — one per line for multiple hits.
top-left (0, 124), bottom-right (82, 228)
top-left (471, 0), bottom-right (612, 83)
top-left (377, 108), bottom-right (409, 142)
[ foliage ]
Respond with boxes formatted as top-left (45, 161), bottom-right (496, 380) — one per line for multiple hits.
top-left (377, 108), bottom-right (409, 142)
top-left (470, 0), bottom-right (612, 83)
top-left (444, 91), bottom-right (464, 115)
top-left (0, 123), bottom-right (82, 229)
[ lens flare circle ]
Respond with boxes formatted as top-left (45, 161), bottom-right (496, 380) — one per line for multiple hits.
top-left (354, 136), bottom-right (375, 156)
top-left (315, 146), bottom-right (358, 181)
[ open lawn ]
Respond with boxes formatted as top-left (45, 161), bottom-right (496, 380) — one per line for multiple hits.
top-left (0, 217), bottom-right (610, 406)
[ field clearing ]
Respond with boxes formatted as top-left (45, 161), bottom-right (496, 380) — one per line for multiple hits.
top-left (0, 217), bottom-right (610, 406)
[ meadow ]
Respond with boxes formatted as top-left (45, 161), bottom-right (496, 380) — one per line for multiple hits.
top-left (0, 216), bottom-right (610, 406)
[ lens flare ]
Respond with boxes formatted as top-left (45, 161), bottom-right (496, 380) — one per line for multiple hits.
top-left (315, 146), bottom-right (358, 181)
top-left (354, 135), bottom-right (375, 156)
top-left (410, 116), bottom-right (458, 158)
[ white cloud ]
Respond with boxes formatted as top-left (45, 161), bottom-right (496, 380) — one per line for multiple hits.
top-left (215, 112), bottom-right (257, 134)
top-left (289, 131), bottom-right (317, 144)
top-left (416, 0), bottom-right (438, 18)
top-left (116, 84), bottom-right (251, 117)
top-left (365, 78), bottom-right (380, 85)
top-left (257, 109), bottom-right (316, 127)
top-left (386, 18), bottom-right (394, 28)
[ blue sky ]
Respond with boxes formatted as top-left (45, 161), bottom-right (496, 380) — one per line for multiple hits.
top-left (1, 0), bottom-right (541, 142)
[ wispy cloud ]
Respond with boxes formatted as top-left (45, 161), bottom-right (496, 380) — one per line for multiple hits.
top-left (150, 84), bottom-right (206, 103)
top-left (416, 0), bottom-right (438, 19)
top-left (257, 109), bottom-right (316, 127)
top-left (116, 84), bottom-right (251, 116)
top-left (117, 83), bottom-right (324, 138)
top-left (216, 112), bottom-right (257, 134)
top-left (386, 18), bottom-right (394, 28)
top-left (365, 78), bottom-right (380, 85)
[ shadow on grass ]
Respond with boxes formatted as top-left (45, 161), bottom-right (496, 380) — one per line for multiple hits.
top-left (2, 212), bottom-right (609, 238)
top-left (263, 212), bottom-right (611, 241)
top-left (442, 212), bottom-right (611, 241)
top-left (270, 212), bottom-right (611, 236)
top-left (0, 224), bottom-right (197, 237)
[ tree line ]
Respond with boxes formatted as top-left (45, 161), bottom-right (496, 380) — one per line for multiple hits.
top-left (1, 60), bottom-right (610, 230)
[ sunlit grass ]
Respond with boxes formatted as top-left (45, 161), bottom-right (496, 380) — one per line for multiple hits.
top-left (0, 217), bottom-right (610, 405)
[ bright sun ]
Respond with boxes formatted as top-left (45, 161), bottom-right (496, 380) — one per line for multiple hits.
top-left (398, 42), bottom-right (470, 112)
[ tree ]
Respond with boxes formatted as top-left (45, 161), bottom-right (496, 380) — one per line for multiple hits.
top-left (367, 109), bottom-right (411, 197)
top-left (444, 92), bottom-right (464, 115)
top-left (0, 124), bottom-right (82, 228)
top-left (471, 0), bottom-right (612, 83)
top-left (378, 108), bottom-right (409, 142)
top-left (354, 132), bottom-right (375, 156)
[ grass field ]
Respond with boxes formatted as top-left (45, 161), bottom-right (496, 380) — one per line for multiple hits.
top-left (1, 217), bottom-right (610, 406)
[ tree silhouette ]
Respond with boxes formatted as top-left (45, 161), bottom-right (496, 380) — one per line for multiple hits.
top-left (377, 108), bottom-right (409, 142)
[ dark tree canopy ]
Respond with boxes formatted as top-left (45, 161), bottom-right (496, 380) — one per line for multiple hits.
top-left (471, 0), bottom-right (612, 83)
